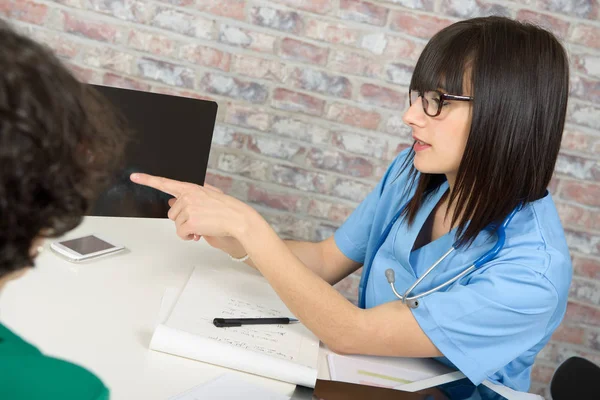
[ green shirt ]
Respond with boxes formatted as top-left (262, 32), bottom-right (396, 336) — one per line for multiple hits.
top-left (0, 322), bottom-right (109, 400)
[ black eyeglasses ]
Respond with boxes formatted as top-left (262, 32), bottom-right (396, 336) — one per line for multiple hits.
top-left (409, 90), bottom-right (473, 117)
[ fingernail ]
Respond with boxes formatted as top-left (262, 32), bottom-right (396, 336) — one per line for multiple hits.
top-left (131, 173), bottom-right (139, 181)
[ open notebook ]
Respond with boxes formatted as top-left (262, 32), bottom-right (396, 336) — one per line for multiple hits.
top-left (150, 265), bottom-right (320, 388)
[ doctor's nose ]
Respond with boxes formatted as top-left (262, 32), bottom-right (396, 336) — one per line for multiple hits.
top-left (402, 96), bottom-right (427, 129)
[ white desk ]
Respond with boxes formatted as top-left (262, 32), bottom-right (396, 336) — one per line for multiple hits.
top-left (0, 217), bottom-right (313, 399)
top-left (0, 217), bottom-right (541, 400)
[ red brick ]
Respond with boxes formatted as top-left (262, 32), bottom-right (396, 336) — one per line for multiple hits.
top-left (516, 9), bottom-right (570, 39)
top-left (570, 74), bottom-right (600, 104)
top-left (193, 0), bottom-right (246, 20)
top-left (305, 18), bottom-right (359, 45)
top-left (128, 30), bottom-right (178, 57)
top-left (564, 230), bottom-right (600, 257)
top-left (339, 0), bottom-right (389, 27)
top-left (82, 47), bottom-right (135, 75)
top-left (28, 30), bottom-right (80, 59)
top-left (232, 55), bottom-right (287, 82)
top-left (568, 102), bottom-right (600, 131)
top-left (204, 172), bottom-right (234, 193)
top-left (522, 0), bottom-right (598, 20)
top-left (271, 164), bottom-right (328, 193)
top-left (225, 104), bottom-right (272, 131)
top-left (390, 12), bottom-right (454, 39)
top-left (200, 73), bottom-right (268, 103)
top-left (530, 363), bottom-right (555, 384)
top-left (327, 103), bottom-right (381, 130)
top-left (272, 116), bottom-right (330, 145)
top-left (556, 153), bottom-right (600, 181)
top-left (216, 153), bottom-right (270, 181)
top-left (275, 0), bottom-right (334, 14)
top-left (569, 277), bottom-right (600, 307)
top-left (586, 328), bottom-right (600, 352)
top-left (551, 324), bottom-right (585, 345)
top-left (331, 177), bottom-right (376, 200)
top-left (136, 58), bottom-right (195, 89)
top-left (251, 6), bottom-right (304, 34)
top-left (360, 84), bottom-right (405, 110)
top-left (573, 52), bottom-right (600, 80)
top-left (180, 45), bottom-right (231, 71)
top-left (440, 0), bottom-right (510, 19)
top-left (264, 213), bottom-right (316, 241)
top-left (570, 23), bottom-right (600, 50)
top-left (329, 50), bottom-right (382, 78)
top-left (247, 136), bottom-right (306, 160)
top-left (66, 63), bottom-right (101, 84)
top-left (247, 185), bottom-right (301, 212)
top-left (332, 131), bottom-right (387, 159)
top-left (219, 25), bottom-right (277, 53)
top-left (290, 68), bottom-right (352, 99)
top-left (272, 88), bottom-right (325, 116)
top-left (384, 35), bottom-right (423, 61)
top-left (150, 6), bottom-right (213, 39)
top-left (561, 129), bottom-right (600, 156)
top-left (307, 148), bottom-right (375, 178)
top-left (103, 73), bottom-right (150, 91)
top-left (88, 0), bottom-right (151, 23)
top-left (211, 126), bottom-right (246, 149)
top-left (563, 301), bottom-right (600, 326)
top-left (572, 255), bottom-right (600, 280)
top-left (8, 0), bottom-right (48, 25)
top-left (560, 181), bottom-right (600, 208)
top-left (280, 38), bottom-right (329, 65)
top-left (63, 12), bottom-right (120, 43)
top-left (556, 202), bottom-right (600, 232)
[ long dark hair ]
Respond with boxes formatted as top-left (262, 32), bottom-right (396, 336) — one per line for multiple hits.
top-left (401, 16), bottom-right (569, 247)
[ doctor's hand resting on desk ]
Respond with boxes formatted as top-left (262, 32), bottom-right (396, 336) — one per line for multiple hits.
top-left (132, 16), bottom-right (572, 394)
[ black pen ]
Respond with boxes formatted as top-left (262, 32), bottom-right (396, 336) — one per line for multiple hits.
top-left (213, 317), bottom-right (299, 328)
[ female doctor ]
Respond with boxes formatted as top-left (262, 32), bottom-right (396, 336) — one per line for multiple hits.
top-left (131, 16), bottom-right (572, 392)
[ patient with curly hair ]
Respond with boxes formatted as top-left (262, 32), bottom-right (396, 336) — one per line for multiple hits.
top-left (0, 20), bottom-right (127, 400)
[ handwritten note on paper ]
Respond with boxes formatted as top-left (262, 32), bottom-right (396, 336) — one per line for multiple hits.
top-left (169, 373), bottom-right (291, 400)
top-left (151, 264), bottom-right (319, 386)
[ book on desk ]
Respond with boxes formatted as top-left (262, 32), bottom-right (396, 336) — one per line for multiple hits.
top-left (150, 262), bottom-right (320, 387)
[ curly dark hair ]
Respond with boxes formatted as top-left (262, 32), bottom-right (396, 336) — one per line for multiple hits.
top-left (0, 20), bottom-right (127, 277)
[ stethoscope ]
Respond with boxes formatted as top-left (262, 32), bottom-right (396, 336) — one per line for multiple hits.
top-left (359, 201), bottom-right (522, 310)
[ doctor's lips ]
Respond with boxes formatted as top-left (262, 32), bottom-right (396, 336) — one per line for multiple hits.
top-left (413, 135), bottom-right (431, 152)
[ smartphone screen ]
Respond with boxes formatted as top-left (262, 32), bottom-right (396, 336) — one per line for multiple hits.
top-left (58, 235), bottom-right (116, 255)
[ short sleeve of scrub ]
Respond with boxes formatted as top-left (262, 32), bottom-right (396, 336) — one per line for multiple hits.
top-left (334, 149), bottom-right (413, 264)
top-left (411, 263), bottom-right (559, 389)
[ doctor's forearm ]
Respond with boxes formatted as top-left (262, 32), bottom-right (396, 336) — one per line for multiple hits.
top-left (235, 215), bottom-right (362, 352)
top-left (242, 239), bottom-right (328, 279)
top-left (234, 213), bottom-right (443, 358)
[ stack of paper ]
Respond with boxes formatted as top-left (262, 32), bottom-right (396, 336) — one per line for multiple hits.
top-left (150, 265), bottom-right (320, 388)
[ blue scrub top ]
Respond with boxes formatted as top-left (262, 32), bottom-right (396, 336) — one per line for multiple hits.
top-left (334, 149), bottom-right (572, 392)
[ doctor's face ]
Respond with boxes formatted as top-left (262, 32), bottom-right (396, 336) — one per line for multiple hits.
top-left (402, 81), bottom-right (473, 186)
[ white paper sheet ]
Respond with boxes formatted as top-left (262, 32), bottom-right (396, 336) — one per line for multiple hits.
top-left (169, 373), bottom-right (291, 400)
top-left (150, 265), bottom-right (319, 387)
top-left (328, 353), bottom-right (454, 389)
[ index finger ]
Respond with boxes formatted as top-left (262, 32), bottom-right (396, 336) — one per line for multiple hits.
top-left (130, 173), bottom-right (189, 197)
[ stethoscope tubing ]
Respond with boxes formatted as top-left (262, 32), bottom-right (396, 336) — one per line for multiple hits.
top-left (382, 203), bottom-right (522, 309)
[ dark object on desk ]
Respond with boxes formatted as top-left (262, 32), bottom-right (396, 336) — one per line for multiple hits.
top-left (89, 84), bottom-right (217, 218)
top-left (291, 384), bottom-right (317, 400)
top-left (550, 356), bottom-right (600, 400)
top-left (213, 317), bottom-right (299, 327)
top-left (313, 378), bottom-right (509, 400)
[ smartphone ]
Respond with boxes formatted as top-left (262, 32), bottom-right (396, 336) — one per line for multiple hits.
top-left (50, 234), bottom-right (125, 262)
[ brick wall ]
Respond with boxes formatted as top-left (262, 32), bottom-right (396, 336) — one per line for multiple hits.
top-left (3, 0), bottom-right (599, 396)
